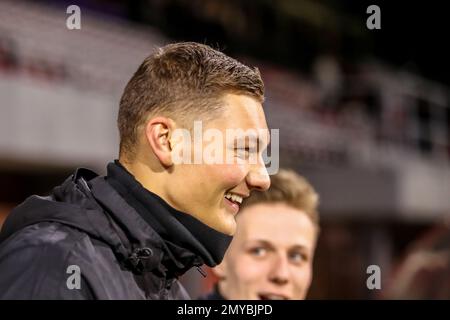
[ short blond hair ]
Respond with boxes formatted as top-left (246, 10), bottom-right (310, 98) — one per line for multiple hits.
top-left (243, 169), bottom-right (320, 227)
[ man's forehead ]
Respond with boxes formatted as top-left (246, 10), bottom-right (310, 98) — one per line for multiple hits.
top-left (220, 95), bottom-right (269, 136)
top-left (223, 94), bottom-right (267, 121)
top-left (243, 238), bottom-right (311, 252)
top-left (236, 205), bottom-right (316, 243)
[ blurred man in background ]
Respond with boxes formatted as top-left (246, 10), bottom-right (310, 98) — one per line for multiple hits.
top-left (0, 42), bottom-right (271, 299)
top-left (201, 169), bottom-right (319, 300)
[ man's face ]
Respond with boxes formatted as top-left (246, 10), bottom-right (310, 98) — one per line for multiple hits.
top-left (166, 93), bottom-right (271, 235)
top-left (215, 202), bottom-right (317, 299)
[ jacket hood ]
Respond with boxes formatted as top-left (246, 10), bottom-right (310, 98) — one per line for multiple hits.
top-left (0, 168), bottom-right (102, 244)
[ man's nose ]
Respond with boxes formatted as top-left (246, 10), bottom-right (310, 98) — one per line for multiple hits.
top-left (246, 160), bottom-right (270, 192)
top-left (268, 254), bottom-right (290, 286)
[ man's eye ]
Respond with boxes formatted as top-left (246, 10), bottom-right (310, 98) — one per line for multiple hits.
top-left (235, 148), bottom-right (250, 158)
top-left (289, 252), bottom-right (307, 264)
top-left (236, 146), bottom-right (257, 153)
top-left (249, 247), bottom-right (267, 257)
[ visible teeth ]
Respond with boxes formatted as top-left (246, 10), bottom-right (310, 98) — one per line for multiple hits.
top-left (225, 193), bottom-right (243, 204)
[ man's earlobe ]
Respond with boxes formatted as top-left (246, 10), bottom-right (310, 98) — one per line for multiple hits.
top-left (145, 117), bottom-right (174, 167)
top-left (212, 262), bottom-right (227, 280)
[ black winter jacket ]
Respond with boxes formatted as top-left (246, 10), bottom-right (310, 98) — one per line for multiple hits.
top-left (0, 162), bottom-right (232, 299)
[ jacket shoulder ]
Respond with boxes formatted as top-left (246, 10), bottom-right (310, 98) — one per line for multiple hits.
top-left (0, 222), bottom-right (95, 299)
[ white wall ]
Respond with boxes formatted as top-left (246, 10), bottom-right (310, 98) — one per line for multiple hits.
top-left (0, 75), bottom-right (119, 169)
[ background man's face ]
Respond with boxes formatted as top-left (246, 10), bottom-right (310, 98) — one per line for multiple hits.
top-left (166, 93), bottom-right (271, 235)
top-left (215, 202), bottom-right (317, 299)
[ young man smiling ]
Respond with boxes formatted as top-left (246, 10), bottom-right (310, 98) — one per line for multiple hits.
top-left (0, 42), bottom-right (271, 299)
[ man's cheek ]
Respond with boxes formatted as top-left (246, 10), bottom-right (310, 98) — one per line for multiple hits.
top-left (220, 164), bottom-right (248, 184)
top-left (233, 263), bottom-right (255, 283)
top-left (238, 259), bottom-right (267, 280)
top-left (294, 270), bottom-right (312, 291)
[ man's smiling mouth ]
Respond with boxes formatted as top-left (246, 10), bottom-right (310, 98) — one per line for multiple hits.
top-left (223, 192), bottom-right (248, 214)
top-left (224, 192), bottom-right (243, 205)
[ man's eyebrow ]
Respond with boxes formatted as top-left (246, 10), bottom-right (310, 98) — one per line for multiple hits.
top-left (250, 239), bottom-right (276, 250)
top-left (288, 244), bottom-right (309, 252)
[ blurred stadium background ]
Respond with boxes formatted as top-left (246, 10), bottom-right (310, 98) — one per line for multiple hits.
top-left (1, 0), bottom-right (449, 299)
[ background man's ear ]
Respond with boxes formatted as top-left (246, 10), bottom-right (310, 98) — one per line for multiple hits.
top-left (145, 117), bottom-right (174, 167)
top-left (212, 261), bottom-right (227, 280)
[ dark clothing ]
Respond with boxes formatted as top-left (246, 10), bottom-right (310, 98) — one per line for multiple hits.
top-left (199, 285), bottom-right (226, 300)
top-left (0, 161), bottom-right (232, 299)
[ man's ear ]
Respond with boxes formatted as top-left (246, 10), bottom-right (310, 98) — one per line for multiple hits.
top-left (145, 117), bottom-right (175, 167)
top-left (212, 261), bottom-right (227, 280)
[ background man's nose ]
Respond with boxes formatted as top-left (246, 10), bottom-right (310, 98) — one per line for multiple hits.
top-left (268, 254), bottom-right (290, 286)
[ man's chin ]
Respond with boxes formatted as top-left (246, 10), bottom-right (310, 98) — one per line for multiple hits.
top-left (216, 221), bottom-right (236, 236)
top-left (193, 208), bottom-right (237, 235)
top-left (210, 213), bottom-right (237, 235)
